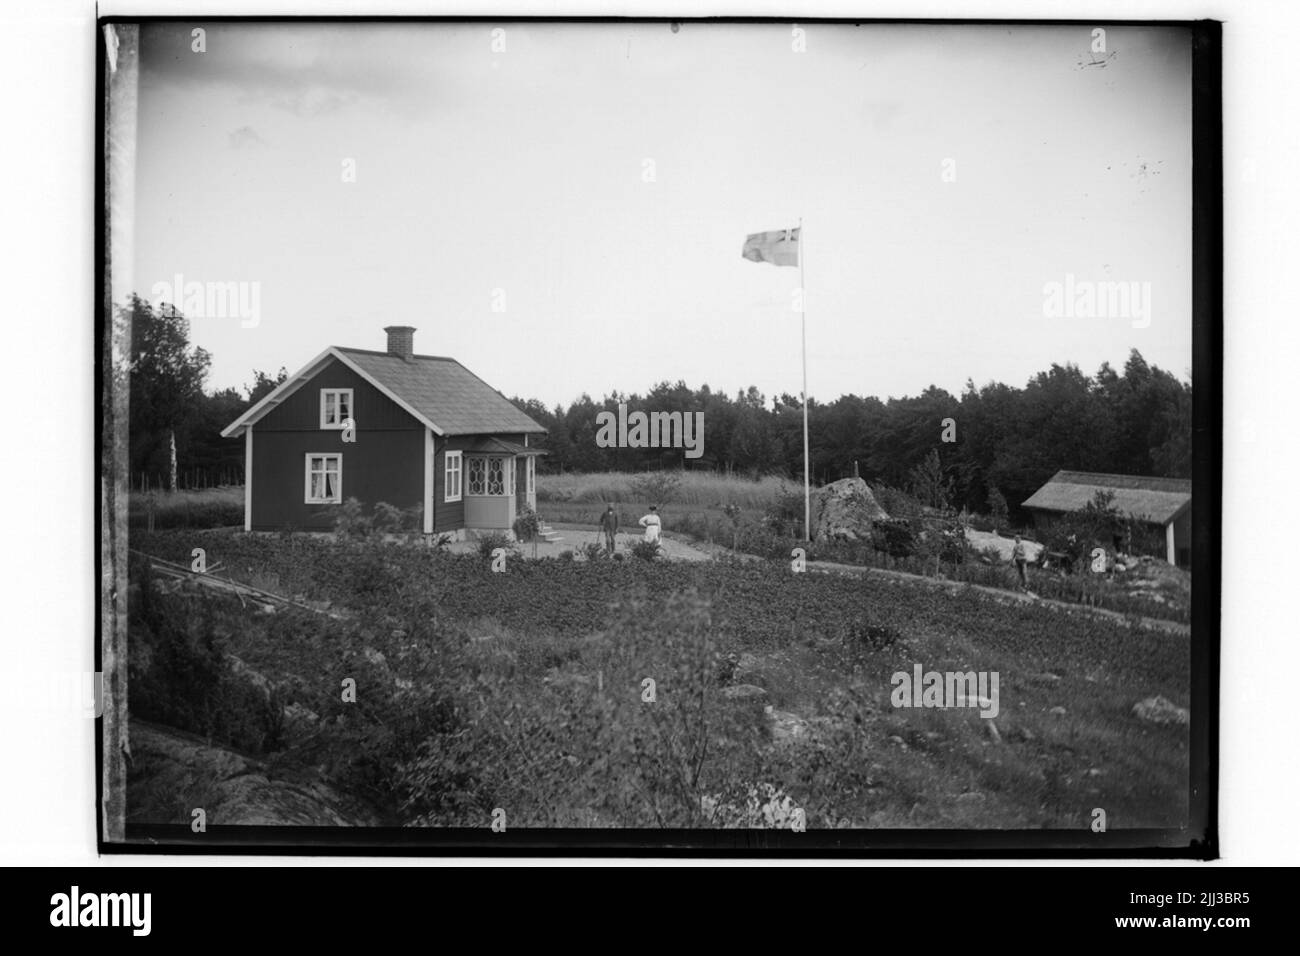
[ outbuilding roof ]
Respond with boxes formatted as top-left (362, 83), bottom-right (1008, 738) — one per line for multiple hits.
top-left (1021, 470), bottom-right (1191, 525)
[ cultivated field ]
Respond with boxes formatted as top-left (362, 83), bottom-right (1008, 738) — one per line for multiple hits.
top-left (127, 529), bottom-right (1190, 830)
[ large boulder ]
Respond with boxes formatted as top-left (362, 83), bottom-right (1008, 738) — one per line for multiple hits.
top-left (810, 478), bottom-right (889, 542)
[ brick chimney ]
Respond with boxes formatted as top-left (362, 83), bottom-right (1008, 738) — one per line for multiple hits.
top-left (383, 325), bottom-right (416, 361)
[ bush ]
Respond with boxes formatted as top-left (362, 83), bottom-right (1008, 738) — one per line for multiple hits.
top-left (333, 497), bottom-right (422, 539)
top-left (629, 471), bottom-right (683, 505)
top-left (513, 507), bottom-right (543, 543)
top-left (630, 540), bottom-right (661, 562)
top-left (871, 518), bottom-right (916, 558)
top-left (477, 532), bottom-right (518, 559)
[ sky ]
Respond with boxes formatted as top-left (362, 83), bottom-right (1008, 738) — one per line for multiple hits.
top-left (131, 21), bottom-right (1193, 409)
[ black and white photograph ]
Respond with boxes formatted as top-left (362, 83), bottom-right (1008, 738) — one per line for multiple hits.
top-left (95, 16), bottom-right (1217, 854)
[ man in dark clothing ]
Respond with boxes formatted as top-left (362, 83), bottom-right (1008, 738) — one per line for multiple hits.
top-left (599, 505), bottom-right (619, 554)
top-left (1012, 535), bottom-right (1028, 588)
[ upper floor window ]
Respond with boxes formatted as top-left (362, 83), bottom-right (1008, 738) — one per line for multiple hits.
top-left (320, 389), bottom-right (354, 429)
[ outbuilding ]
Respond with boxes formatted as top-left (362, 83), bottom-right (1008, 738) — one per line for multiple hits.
top-left (1021, 470), bottom-right (1191, 567)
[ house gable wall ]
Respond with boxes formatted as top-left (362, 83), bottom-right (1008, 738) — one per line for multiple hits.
top-left (251, 358), bottom-right (423, 531)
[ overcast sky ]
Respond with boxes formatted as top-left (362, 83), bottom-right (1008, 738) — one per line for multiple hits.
top-left (132, 21), bottom-right (1192, 408)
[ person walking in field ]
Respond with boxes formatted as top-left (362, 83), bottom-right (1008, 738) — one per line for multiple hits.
top-left (1012, 534), bottom-right (1028, 588)
top-left (598, 504), bottom-right (619, 554)
top-left (638, 505), bottom-right (662, 547)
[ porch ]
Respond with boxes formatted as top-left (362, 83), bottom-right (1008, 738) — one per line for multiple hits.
top-left (457, 438), bottom-right (544, 534)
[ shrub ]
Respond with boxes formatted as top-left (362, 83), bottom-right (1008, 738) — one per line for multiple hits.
top-left (477, 532), bottom-right (517, 559)
top-left (513, 507), bottom-right (543, 543)
top-left (763, 481), bottom-right (806, 537)
top-left (630, 540), bottom-right (661, 562)
top-left (333, 498), bottom-right (422, 539)
top-left (630, 470), bottom-right (683, 505)
top-left (987, 485), bottom-right (1010, 534)
top-left (871, 518), bottom-right (916, 558)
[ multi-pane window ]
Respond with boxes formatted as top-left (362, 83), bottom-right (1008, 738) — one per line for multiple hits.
top-left (444, 451), bottom-right (463, 503)
top-left (465, 456), bottom-right (515, 496)
top-left (320, 389), bottom-right (354, 429)
top-left (525, 456), bottom-right (535, 495)
top-left (487, 458), bottom-right (505, 496)
top-left (305, 454), bottom-right (342, 503)
top-left (466, 457), bottom-right (487, 496)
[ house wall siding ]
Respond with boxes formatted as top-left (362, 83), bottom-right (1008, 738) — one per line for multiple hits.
top-left (250, 358), bottom-right (423, 530)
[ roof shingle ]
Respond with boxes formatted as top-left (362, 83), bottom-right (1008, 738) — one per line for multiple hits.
top-left (1022, 470), bottom-right (1191, 525)
top-left (337, 348), bottom-right (545, 436)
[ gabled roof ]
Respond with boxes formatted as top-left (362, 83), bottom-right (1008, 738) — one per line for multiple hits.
top-left (221, 347), bottom-right (545, 439)
top-left (1021, 470), bottom-right (1191, 525)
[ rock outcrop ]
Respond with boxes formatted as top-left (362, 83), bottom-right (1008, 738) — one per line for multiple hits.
top-left (127, 719), bottom-right (385, 827)
top-left (810, 477), bottom-right (889, 542)
top-left (1131, 695), bottom-right (1189, 726)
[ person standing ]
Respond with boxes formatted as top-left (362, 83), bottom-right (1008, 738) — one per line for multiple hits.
top-left (638, 505), bottom-right (662, 546)
top-left (598, 504), bottom-right (619, 554)
top-left (1012, 534), bottom-right (1028, 588)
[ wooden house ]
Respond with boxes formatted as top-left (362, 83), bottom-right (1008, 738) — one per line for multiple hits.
top-left (221, 326), bottom-right (546, 536)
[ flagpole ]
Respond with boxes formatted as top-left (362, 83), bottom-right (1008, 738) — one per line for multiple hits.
top-left (800, 217), bottom-right (810, 543)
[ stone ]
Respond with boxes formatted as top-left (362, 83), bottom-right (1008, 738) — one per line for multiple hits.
top-left (764, 706), bottom-right (809, 745)
top-left (810, 477), bottom-right (890, 543)
top-left (1049, 706), bottom-right (1067, 716)
top-left (1132, 695), bottom-right (1189, 726)
top-left (733, 652), bottom-right (762, 682)
top-left (126, 719), bottom-right (382, 826)
top-left (723, 683), bottom-right (767, 700)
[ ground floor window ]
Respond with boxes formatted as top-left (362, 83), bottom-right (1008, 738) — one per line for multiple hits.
top-left (487, 457), bottom-right (506, 495)
top-left (525, 455), bottom-right (535, 495)
top-left (466, 455), bottom-right (514, 496)
top-left (305, 453), bottom-right (342, 503)
top-left (467, 456), bottom-right (487, 495)
top-left (444, 450), bottom-right (463, 502)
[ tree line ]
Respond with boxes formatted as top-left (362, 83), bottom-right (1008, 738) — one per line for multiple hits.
top-left (509, 351), bottom-right (1190, 520)
top-left (120, 295), bottom-right (1191, 519)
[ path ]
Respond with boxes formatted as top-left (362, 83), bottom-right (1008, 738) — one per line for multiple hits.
top-left (446, 525), bottom-right (711, 562)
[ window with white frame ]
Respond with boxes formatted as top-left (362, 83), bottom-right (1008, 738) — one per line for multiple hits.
top-left (466, 456), bottom-right (487, 496)
top-left (305, 454), bottom-right (342, 503)
top-left (320, 389), bottom-right (353, 429)
top-left (487, 458), bottom-right (506, 496)
top-left (444, 450), bottom-right (463, 503)
top-left (525, 456), bottom-right (535, 495)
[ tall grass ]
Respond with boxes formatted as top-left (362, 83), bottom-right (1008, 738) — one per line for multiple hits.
top-left (538, 470), bottom-right (789, 509)
top-left (128, 486), bottom-right (244, 530)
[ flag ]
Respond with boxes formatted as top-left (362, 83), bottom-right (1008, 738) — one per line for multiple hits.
top-left (741, 227), bottom-right (800, 267)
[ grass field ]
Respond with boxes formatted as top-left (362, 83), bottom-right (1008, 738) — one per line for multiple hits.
top-left (128, 529), bottom-right (1190, 830)
top-left (539, 469), bottom-right (791, 509)
top-left (128, 486), bottom-right (244, 530)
